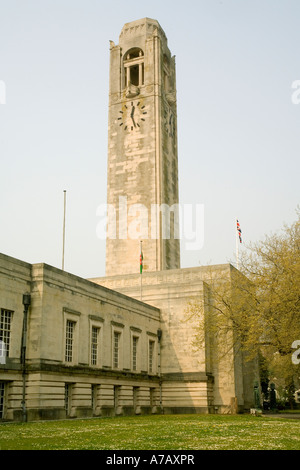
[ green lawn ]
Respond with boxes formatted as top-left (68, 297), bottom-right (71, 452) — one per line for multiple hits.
top-left (0, 414), bottom-right (300, 450)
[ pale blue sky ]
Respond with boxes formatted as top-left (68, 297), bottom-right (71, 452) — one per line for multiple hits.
top-left (0, 0), bottom-right (299, 278)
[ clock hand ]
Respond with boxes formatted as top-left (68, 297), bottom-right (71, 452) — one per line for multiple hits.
top-left (131, 106), bottom-right (136, 127)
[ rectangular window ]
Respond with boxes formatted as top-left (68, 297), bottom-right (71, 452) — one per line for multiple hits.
top-left (65, 320), bottom-right (75, 363)
top-left (133, 386), bottom-right (140, 413)
top-left (0, 382), bottom-right (5, 419)
top-left (132, 336), bottom-right (138, 371)
top-left (65, 383), bottom-right (73, 416)
top-left (91, 384), bottom-right (99, 413)
top-left (130, 65), bottom-right (139, 86)
top-left (91, 326), bottom-right (100, 366)
top-left (0, 309), bottom-right (13, 362)
top-left (150, 387), bottom-right (156, 408)
top-left (114, 385), bottom-right (120, 412)
top-left (149, 340), bottom-right (155, 373)
top-left (113, 332), bottom-right (120, 369)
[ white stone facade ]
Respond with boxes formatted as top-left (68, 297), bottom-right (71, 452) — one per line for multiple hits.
top-left (0, 254), bottom-right (161, 421)
top-left (0, 19), bottom-right (258, 421)
top-left (106, 18), bottom-right (180, 276)
top-left (92, 264), bottom-right (256, 414)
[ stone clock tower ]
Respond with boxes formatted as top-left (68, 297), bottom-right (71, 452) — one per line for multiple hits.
top-left (105, 18), bottom-right (181, 276)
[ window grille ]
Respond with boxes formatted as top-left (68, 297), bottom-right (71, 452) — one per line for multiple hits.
top-left (65, 383), bottom-right (72, 416)
top-left (114, 385), bottom-right (120, 411)
top-left (0, 382), bottom-right (5, 419)
top-left (0, 309), bottom-right (13, 362)
top-left (91, 384), bottom-right (99, 412)
top-left (133, 386), bottom-right (139, 412)
top-left (65, 320), bottom-right (75, 362)
top-left (149, 340), bottom-right (155, 373)
top-left (113, 332), bottom-right (120, 369)
top-left (91, 327), bottom-right (99, 366)
top-left (132, 336), bottom-right (138, 371)
top-left (150, 387), bottom-right (156, 407)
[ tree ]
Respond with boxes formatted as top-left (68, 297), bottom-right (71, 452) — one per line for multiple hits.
top-left (240, 209), bottom-right (300, 359)
top-left (186, 210), bottom-right (300, 390)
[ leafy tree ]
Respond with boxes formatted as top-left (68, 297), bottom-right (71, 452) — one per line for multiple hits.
top-left (186, 209), bottom-right (300, 393)
top-left (240, 209), bottom-right (300, 359)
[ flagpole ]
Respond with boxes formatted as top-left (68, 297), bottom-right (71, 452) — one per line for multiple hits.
top-left (140, 240), bottom-right (143, 301)
top-left (62, 190), bottom-right (67, 271)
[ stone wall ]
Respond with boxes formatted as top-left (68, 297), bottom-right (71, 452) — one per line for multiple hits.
top-left (91, 264), bottom-right (258, 414)
top-left (0, 253), bottom-right (161, 421)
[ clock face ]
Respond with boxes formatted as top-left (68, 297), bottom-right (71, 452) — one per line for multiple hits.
top-left (117, 101), bottom-right (147, 132)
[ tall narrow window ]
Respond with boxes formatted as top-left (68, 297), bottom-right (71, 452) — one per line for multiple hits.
top-left (133, 386), bottom-right (140, 414)
top-left (0, 309), bottom-right (13, 363)
top-left (0, 382), bottom-right (5, 419)
top-left (65, 383), bottom-right (73, 416)
top-left (132, 336), bottom-right (138, 371)
top-left (65, 320), bottom-right (75, 363)
top-left (150, 387), bottom-right (156, 408)
top-left (114, 385), bottom-right (120, 413)
top-left (91, 384), bottom-right (99, 414)
top-left (113, 332), bottom-right (121, 369)
top-left (149, 340), bottom-right (155, 373)
top-left (91, 326), bottom-right (100, 366)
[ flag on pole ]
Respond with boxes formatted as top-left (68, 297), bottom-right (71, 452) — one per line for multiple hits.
top-left (140, 245), bottom-right (143, 274)
top-left (236, 219), bottom-right (242, 244)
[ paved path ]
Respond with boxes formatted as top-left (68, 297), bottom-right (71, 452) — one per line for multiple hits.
top-left (262, 413), bottom-right (300, 419)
